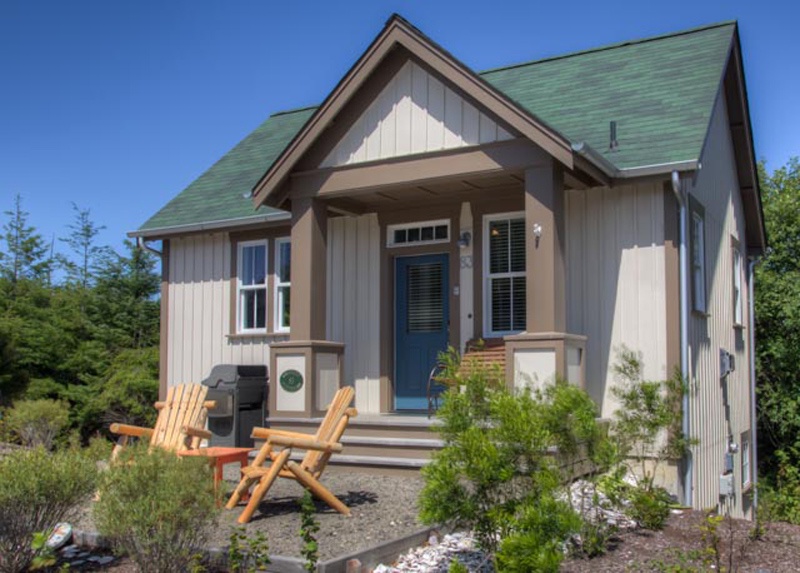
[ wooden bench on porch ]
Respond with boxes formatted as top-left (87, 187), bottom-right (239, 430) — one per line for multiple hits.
top-left (427, 338), bottom-right (507, 416)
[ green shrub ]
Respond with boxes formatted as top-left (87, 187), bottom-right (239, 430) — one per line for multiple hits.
top-left (606, 348), bottom-right (692, 531)
top-left (419, 347), bottom-right (606, 564)
top-left (759, 448), bottom-right (800, 525)
top-left (0, 447), bottom-right (98, 573)
top-left (93, 445), bottom-right (218, 573)
top-left (227, 526), bottom-right (271, 572)
top-left (6, 399), bottom-right (70, 449)
top-left (627, 485), bottom-right (672, 530)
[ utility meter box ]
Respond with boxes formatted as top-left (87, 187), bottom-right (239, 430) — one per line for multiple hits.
top-left (719, 472), bottom-right (734, 497)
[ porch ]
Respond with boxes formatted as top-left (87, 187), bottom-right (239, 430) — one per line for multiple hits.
top-left (266, 139), bottom-right (592, 421)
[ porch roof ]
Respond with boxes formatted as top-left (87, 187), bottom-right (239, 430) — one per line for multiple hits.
top-left (134, 20), bottom-right (735, 237)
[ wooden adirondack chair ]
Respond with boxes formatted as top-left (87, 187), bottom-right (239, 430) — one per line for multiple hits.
top-left (226, 386), bottom-right (357, 524)
top-left (109, 383), bottom-right (215, 460)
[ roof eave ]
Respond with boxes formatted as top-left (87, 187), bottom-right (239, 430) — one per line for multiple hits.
top-left (129, 211), bottom-right (291, 240)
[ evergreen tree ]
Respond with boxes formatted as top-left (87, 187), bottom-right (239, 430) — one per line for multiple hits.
top-left (0, 194), bottom-right (51, 284)
top-left (58, 203), bottom-right (109, 289)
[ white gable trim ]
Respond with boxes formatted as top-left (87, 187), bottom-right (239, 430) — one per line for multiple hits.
top-left (321, 61), bottom-right (512, 168)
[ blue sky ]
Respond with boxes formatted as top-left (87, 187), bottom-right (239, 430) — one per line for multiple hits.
top-left (1, 0), bottom-right (798, 253)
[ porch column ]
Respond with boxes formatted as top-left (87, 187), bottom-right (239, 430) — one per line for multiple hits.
top-left (504, 157), bottom-right (585, 390)
top-left (290, 197), bottom-right (327, 340)
top-left (524, 157), bottom-right (566, 333)
top-left (270, 197), bottom-right (344, 418)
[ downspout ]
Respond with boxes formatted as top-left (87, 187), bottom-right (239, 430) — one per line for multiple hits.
top-left (137, 236), bottom-right (163, 258)
top-left (671, 170), bottom-right (693, 508)
top-left (748, 257), bottom-right (760, 510)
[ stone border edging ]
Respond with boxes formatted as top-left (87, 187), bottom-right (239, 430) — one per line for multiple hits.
top-left (71, 525), bottom-right (437, 572)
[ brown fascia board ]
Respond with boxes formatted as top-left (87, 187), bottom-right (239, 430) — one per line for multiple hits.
top-left (251, 13), bottom-right (575, 210)
top-left (730, 27), bottom-right (767, 252)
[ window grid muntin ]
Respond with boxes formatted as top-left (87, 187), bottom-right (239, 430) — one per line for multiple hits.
top-left (238, 239), bottom-right (269, 333)
top-left (387, 219), bottom-right (450, 248)
top-left (484, 212), bottom-right (526, 336)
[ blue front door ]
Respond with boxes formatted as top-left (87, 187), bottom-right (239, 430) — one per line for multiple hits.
top-left (395, 254), bottom-right (449, 410)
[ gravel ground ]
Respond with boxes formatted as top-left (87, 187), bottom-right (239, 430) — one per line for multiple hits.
top-left (75, 470), bottom-right (426, 562)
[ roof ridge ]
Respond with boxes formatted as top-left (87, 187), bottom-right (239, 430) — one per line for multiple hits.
top-left (270, 104), bottom-right (319, 117)
top-left (479, 20), bottom-right (737, 76)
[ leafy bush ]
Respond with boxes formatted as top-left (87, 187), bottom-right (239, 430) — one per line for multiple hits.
top-left (759, 448), bottom-right (800, 525)
top-left (227, 526), bottom-right (271, 573)
top-left (93, 445), bottom-right (218, 573)
top-left (419, 347), bottom-right (605, 568)
top-left (5, 398), bottom-right (70, 449)
top-left (0, 447), bottom-right (98, 573)
top-left (607, 348), bottom-right (692, 530)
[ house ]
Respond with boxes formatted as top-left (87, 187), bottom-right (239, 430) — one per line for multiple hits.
top-left (131, 15), bottom-right (765, 518)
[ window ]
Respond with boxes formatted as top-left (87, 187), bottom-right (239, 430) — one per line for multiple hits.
top-left (237, 240), bottom-right (268, 332)
top-left (732, 242), bottom-right (743, 326)
top-left (274, 238), bottom-right (291, 332)
top-left (741, 431), bottom-right (752, 489)
top-left (485, 213), bottom-right (526, 335)
top-left (387, 219), bottom-right (450, 247)
top-left (689, 200), bottom-right (706, 314)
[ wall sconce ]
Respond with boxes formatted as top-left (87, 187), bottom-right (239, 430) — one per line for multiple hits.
top-left (532, 223), bottom-right (542, 238)
top-left (457, 231), bottom-right (471, 249)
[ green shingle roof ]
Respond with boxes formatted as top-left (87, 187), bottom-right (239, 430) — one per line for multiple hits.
top-left (138, 21), bottom-right (734, 234)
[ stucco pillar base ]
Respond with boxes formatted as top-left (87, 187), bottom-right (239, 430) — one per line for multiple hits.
top-left (269, 340), bottom-right (345, 418)
top-left (504, 332), bottom-right (586, 390)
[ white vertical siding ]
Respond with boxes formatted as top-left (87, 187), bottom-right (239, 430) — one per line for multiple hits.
top-left (321, 61), bottom-right (512, 168)
top-left (686, 91), bottom-right (752, 517)
top-left (326, 214), bottom-right (381, 413)
top-left (566, 183), bottom-right (668, 418)
top-left (166, 234), bottom-right (272, 386)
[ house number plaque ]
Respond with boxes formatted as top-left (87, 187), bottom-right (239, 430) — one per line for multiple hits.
top-left (280, 369), bottom-right (304, 393)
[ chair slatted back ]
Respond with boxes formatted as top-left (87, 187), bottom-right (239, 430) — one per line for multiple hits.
top-left (303, 386), bottom-right (356, 476)
top-left (151, 383), bottom-right (210, 451)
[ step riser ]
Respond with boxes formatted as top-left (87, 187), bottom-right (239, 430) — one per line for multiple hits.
top-left (339, 444), bottom-right (438, 459)
top-left (266, 421), bottom-right (440, 441)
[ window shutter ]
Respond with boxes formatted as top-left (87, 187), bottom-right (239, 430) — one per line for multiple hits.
top-left (407, 262), bottom-right (443, 333)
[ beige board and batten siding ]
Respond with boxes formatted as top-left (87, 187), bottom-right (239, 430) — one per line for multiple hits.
top-left (321, 60), bottom-right (512, 168)
top-left (326, 214), bottom-right (381, 413)
top-left (566, 182), bottom-right (668, 419)
top-left (166, 233), bottom-right (276, 386)
top-left (686, 90), bottom-right (752, 518)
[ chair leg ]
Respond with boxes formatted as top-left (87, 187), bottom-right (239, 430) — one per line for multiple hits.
top-left (286, 461), bottom-right (351, 516)
top-left (225, 475), bottom-right (255, 510)
top-left (237, 449), bottom-right (291, 524)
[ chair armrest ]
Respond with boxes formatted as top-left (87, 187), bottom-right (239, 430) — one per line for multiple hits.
top-left (184, 425), bottom-right (212, 440)
top-left (267, 435), bottom-right (343, 453)
top-left (109, 423), bottom-right (154, 439)
top-left (251, 428), bottom-right (314, 440)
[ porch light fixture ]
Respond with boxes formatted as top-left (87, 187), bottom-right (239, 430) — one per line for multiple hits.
top-left (457, 231), bottom-right (471, 249)
top-left (532, 223), bottom-right (542, 238)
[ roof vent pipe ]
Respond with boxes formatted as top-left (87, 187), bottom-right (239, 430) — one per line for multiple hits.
top-left (609, 121), bottom-right (619, 151)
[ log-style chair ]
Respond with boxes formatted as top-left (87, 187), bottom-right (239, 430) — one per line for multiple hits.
top-left (109, 383), bottom-right (215, 460)
top-left (226, 386), bottom-right (357, 524)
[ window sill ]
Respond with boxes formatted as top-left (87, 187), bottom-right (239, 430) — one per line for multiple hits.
top-left (691, 309), bottom-right (710, 319)
top-left (227, 331), bottom-right (290, 340)
top-left (733, 323), bottom-right (746, 331)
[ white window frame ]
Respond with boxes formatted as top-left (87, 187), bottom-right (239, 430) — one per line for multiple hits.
top-left (732, 242), bottom-right (743, 326)
top-left (387, 219), bottom-right (450, 248)
top-left (483, 211), bottom-right (526, 337)
top-left (274, 237), bottom-right (291, 333)
top-left (690, 206), bottom-right (707, 314)
top-left (741, 431), bottom-right (752, 489)
top-left (237, 239), bottom-right (269, 334)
